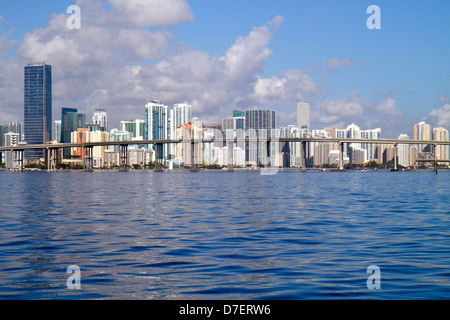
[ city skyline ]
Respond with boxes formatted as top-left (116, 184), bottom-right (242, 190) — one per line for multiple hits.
top-left (0, 1), bottom-right (449, 139)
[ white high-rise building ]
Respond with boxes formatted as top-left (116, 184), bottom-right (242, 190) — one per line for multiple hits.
top-left (297, 102), bottom-right (310, 132)
top-left (92, 109), bottom-right (108, 131)
top-left (336, 123), bottom-right (380, 163)
top-left (4, 132), bottom-right (20, 169)
top-left (361, 128), bottom-right (381, 161)
top-left (53, 120), bottom-right (61, 143)
top-left (349, 143), bottom-right (367, 164)
top-left (173, 103), bottom-right (192, 128)
top-left (398, 133), bottom-right (410, 167)
top-left (120, 119), bottom-right (145, 140)
top-left (280, 125), bottom-right (308, 167)
top-left (413, 121), bottom-right (431, 152)
top-left (433, 127), bottom-right (449, 163)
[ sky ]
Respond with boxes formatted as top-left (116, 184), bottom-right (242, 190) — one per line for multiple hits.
top-left (0, 0), bottom-right (449, 138)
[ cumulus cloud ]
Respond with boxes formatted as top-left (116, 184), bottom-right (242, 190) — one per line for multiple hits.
top-left (0, 0), bottom-right (412, 138)
top-left (374, 97), bottom-right (404, 117)
top-left (311, 91), bottom-right (407, 137)
top-left (108, 0), bottom-right (194, 28)
top-left (239, 69), bottom-right (319, 108)
top-left (4, 3), bottom-right (299, 126)
top-left (429, 104), bottom-right (450, 128)
top-left (313, 91), bottom-right (364, 124)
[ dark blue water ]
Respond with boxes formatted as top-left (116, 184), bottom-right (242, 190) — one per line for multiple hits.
top-left (0, 170), bottom-right (449, 299)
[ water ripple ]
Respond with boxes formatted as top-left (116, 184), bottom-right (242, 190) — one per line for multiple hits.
top-left (0, 170), bottom-right (449, 299)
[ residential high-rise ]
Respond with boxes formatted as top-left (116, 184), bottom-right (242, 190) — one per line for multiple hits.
top-left (120, 119), bottom-right (146, 139)
top-left (53, 120), bottom-right (61, 143)
top-left (71, 128), bottom-right (90, 159)
top-left (433, 127), bottom-right (449, 163)
top-left (92, 109), bottom-right (108, 131)
top-left (145, 101), bottom-right (169, 159)
top-left (413, 121), bottom-right (431, 152)
top-left (297, 102), bottom-right (310, 132)
top-left (8, 122), bottom-right (22, 142)
top-left (173, 103), bottom-right (192, 128)
top-left (361, 128), bottom-right (381, 161)
top-left (3, 132), bottom-right (20, 169)
top-left (280, 125), bottom-right (307, 167)
top-left (245, 109), bottom-right (276, 130)
top-left (245, 109), bottom-right (276, 165)
top-left (0, 124), bottom-right (9, 147)
top-left (336, 123), bottom-right (380, 163)
top-left (398, 133), bottom-right (410, 167)
top-left (222, 116), bottom-right (245, 132)
top-left (24, 63), bottom-right (52, 159)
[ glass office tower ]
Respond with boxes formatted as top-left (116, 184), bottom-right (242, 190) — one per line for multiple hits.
top-left (24, 63), bottom-right (52, 159)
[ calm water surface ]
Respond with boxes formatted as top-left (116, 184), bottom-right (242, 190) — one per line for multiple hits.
top-left (0, 170), bottom-right (449, 299)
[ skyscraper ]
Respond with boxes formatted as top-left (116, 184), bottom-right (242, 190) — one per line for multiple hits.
top-left (297, 102), bottom-right (310, 132)
top-left (398, 133), bottom-right (410, 167)
top-left (433, 127), bottom-right (449, 163)
top-left (173, 103), bottom-right (192, 128)
top-left (8, 122), bottom-right (22, 142)
top-left (245, 109), bottom-right (276, 130)
top-left (336, 123), bottom-right (380, 163)
top-left (360, 128), bottom-right (381, 161)
top-left (413, 121), bottom-right (431, 152)
top-left (145, 101), bottom-right (169, 159)
top-left (24, 63), bottom-right (52, 159)
top-left (61, 107), bottom-right (86, 156)
top-left (120, 119), bottom-right (146, 139)
top-left (244, 109), bottom-right (276, 165)
top-left (92, 109), bottom-right (108, 131)
top-left (53, 120), bottom-right (61, 143)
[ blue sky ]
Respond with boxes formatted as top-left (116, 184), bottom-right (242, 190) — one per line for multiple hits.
top-left (0, 0), bottom-right (449, 137)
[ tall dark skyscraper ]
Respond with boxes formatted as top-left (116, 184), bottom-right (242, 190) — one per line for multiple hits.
top-left (24, 63), bottom-right (52, 159)
top-left (244, 109), bottom-right (276, 164)
top-left (61, 107), bottom-right (86, 156)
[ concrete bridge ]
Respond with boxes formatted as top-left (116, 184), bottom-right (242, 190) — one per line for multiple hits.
top-left (1, 137), bottom-right (449, 172)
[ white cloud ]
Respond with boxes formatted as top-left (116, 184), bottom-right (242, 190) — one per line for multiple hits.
top-left (108, 0), bottom-right (194, 28)
top-left (311, 92), bottom-right (408, 137)
top-left (0, 1), bottom-right (414, 139)
top-left (8, 3), bottom-right (293, 126)
top-left (429, 104), bottom-right (450, 128)
top-left (314, 91), bottom-right (364, 124)
top-left (374, 97), bottom-right (404, 117)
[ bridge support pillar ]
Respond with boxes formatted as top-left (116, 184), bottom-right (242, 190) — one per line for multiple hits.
top-left (265, 140), bottom-right (271, 170)
top-left (190, 140), bottom-right (199, 172)
top-left (226, 136), bottom-right (234, 172)
top-left (434, 144), bottom-right (438, 174)
top-left (84, 146), bottom-right (94, 172)
top-left (154, 143), bottom-right (164, 172)
top-left (301, 141), bottom-right (307, 172)
top-left (339, 142), bottom-right (344, 171)
top-left (118, 144), bottom-right (128, 172)
top-left (46, 148), bottom-right (58, 171)
top-left (393, 143), bottom-right (398, 171)
top-left (12, 149), bottom-right (24, 172)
